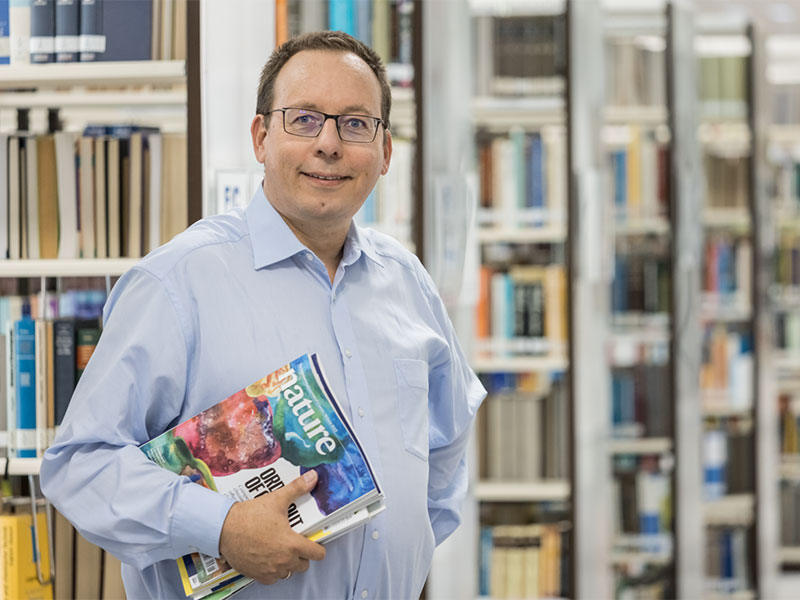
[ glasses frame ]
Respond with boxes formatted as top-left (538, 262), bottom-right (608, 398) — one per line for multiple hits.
top-left (263, 107), bottom-right (387, 143)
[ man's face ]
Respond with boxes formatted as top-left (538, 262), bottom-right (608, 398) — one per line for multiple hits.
top-left (253, 50), bottom-right (392, 233)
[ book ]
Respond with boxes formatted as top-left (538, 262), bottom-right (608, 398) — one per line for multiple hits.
top-left (9, 0), bottom-right (30, 64)
top-left (52, 318), bottom-right (75, 426)
top-left (140, 353), bottom-right (384, 598)
top-left (54, 0), bottom-right (79, 62)
top-left (13, 304), bottom-right (36, 458)
top-left (0, 135), bottom-right (8, 260)
top-left (36, 135), bottom-right (59, 259)
top-left (0, 0), bottom-right (10, 64)
top-left (78, 0), bottom-right (104, 61)
top-left (54, 131), bottom-right (79, 259)
top-left (99, 0), bottom-right (151, 61)
top-left (29, 0), bottom-right (54, 63)
top-left (0, 511), bottom-right (54, 600)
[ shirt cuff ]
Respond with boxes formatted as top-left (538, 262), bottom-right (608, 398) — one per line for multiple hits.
top-left (171, 480), bottom-right (236, 559)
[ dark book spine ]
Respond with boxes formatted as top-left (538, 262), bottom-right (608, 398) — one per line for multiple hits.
top-left (53, 318), bottom-right (75, 425)
top-left (54, 0), bottom-right (79, 62)
top-left (75, 319), bottom-right (101, 380)
top-left (30, 0), bottom-right (55, 63)
top-left (79, 0), bottom-right (104, 61)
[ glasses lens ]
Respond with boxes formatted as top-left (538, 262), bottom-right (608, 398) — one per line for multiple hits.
top-left (337, 115), bottom-right (378, 142)
top-left (284, 109), bottom-right (324, 137)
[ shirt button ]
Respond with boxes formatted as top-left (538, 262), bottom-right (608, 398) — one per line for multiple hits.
top-left (305, 252), bottom-right (313, 261)
top-left (345, 349), bottom-right (352, 358)
top-left (358, 408), bottom-right (365, 418)
top-left (332, 293), bottom-right (337, 301)
top-left (361, 591), bottom-right (368, 599)
top-left (372, 530), bottom-right (380, 540)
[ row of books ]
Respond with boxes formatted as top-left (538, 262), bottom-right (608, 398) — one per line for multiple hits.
top-left (770, 148), bottom-right (800, 205)
top-left (613, 564), bottom-right (672, 600)
top-left (476, 128), bottom-right (567, 229)
top-left (353, 138), bottom-right (413, 246)
top-left (612, 456), bottom-right (672, 554)
top-left (0, 0), bottom-right (184, 65)
top-left (698, 56), bottom-right (748, 117)
top-left (703, 153), bottom-right (750, 210)
top-left (608, 129), bottom-right (670, 221)
top-left (779, 479), bottom-right (800, 546)
top-left (774, 312), bottom-right (800, 356)
top-left (476, 372), bottom-right (568, 482)
top-left (775, 233), bottom-right (800, 288)
top-left (612, 251), bottom-right (670, 316)
top-left (704, 526), bottom-right (753, 595)
top-left (779, 393), bottom-right (800, 455)
top-left (473, 14), bottom-right (566, 98)
top-left (611, 364), bottom-right (672, 440)
top-left (702, 236), bottom-right (752, 300)
top-left (702, 424), bottom-right (754, 501)
top-left (282, 0), bottom-right (413, 87)
top-left (475, 265), bottom-right (567, 358)
top-left (1, 308), bottom-right (102, 459)
top-left (0, 127), bottom-right (187, 261)
top-left (478, 522), bottom-right (569, 599)
top-left (700, 326), bottom-right (753, 411)
top-left (605, 38), bottom-right (667, 108)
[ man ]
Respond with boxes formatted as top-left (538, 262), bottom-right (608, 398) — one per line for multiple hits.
top-left (41, 31), bottom-right (484, 599)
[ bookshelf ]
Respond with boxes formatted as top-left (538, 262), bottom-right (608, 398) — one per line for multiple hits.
top-left (601, 3), bottom-right (675, 597)
top-left (695, 22), bottom-right (762, 599)
top-left (466, 1), bottom-right (571, 598)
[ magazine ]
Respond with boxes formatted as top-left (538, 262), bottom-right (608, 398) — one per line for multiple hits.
top-left (141, 353), bottom-right (385, 598)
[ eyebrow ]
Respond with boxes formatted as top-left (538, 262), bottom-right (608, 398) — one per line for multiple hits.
top-left (290, 103), bottom-right (376, 115)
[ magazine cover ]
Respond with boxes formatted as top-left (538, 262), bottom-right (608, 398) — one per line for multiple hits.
top-left (141, 353), bottom-right (383, 597)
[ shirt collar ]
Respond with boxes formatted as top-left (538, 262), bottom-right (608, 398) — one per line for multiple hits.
top-left (245, 186), bottom-right (384, 270)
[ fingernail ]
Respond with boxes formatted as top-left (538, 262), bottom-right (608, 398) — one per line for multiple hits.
top-left (303, 470), bottom-right (317, 484)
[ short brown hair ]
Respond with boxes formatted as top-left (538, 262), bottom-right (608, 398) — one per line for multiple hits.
top-left (256, 31), bottom-right (392, 132)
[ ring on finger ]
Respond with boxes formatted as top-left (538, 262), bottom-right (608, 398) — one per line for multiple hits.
top-left (281, 571), bottom-right (292, 580)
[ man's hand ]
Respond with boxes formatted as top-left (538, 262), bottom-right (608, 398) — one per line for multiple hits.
top-left (218, 470), bottom-right (326, 585)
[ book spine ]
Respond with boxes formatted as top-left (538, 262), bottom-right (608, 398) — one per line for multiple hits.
top-left (79, 0), bottom-right (104, 61)
top-left (53, 318), bottom-right (75, 425)
top-left (54, 0), bottom-right (78, 62)
top-left (13, 314), bottom-right (36, 458)
top-left (29, 0), bottom-right (54, 62)
top-left (9, 0), bottom-right (32, 65)
top-left (0, 0), bottom-right (11, 64)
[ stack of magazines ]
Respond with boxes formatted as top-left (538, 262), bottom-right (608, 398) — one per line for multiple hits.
top-left (141, 353), bottom-right (385, 599)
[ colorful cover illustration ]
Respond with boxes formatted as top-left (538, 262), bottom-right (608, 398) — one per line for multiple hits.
top-left (141, 353), bottom-right (383, 598)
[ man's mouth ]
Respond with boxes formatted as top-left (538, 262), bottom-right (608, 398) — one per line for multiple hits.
top-left (304, 172), bottom-right (349, 181)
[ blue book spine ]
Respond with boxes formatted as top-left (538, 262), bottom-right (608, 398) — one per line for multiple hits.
top-left (0, 0), bottom-right (10, 64)
top-left (612, 254), bottom-right (628, 313)
top-left (611, 373), bottom-right (622, 426)
top-left (54, 0), bottom-right (79, 62)
top-left (528, 132), bottom-right (544, 216)
top-left (478, 526), bottom-right (493, 596)
top-left (328, 0), bottom-right (355, 36)
top-left (79, 0), bottom-right (104, 61)
top-left (613, 149), bottom-right (627, 217)
top-left (29, 0), bottom-right (54, 63)
top-left (13, 306), bottom-right (36, 458)
top-left (99, 0), bottom-right (150, 61)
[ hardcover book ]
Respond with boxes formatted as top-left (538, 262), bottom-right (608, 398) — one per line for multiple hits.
top-left (140, 353), bottom-right (384, 599)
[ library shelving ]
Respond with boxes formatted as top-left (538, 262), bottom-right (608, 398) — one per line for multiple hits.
top-left (602, 3), bottom-right (675, 597)
top-left (469, 1), bottom-right (571, 598)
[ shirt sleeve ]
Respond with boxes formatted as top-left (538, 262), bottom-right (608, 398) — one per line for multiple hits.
top-left (39, 267), bottom-right (235, 570)
top-left (415, 262), bottom-right (487, 547)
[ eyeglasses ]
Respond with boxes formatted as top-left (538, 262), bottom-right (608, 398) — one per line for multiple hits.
top-left (263, 107), bottom-right (386, 143)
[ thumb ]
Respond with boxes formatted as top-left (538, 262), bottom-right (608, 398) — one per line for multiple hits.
top-left (274, 470), bottom-right (318, 506)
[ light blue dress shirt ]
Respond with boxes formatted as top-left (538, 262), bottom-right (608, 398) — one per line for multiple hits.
top-left (40, 188), bottom-right (486, 599)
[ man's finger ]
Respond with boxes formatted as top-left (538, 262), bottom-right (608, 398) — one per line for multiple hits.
top-left (269, 470), bottom-right (318, 508)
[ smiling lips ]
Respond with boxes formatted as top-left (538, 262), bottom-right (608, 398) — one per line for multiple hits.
top-left (303, 171), bottom-right (350, 182)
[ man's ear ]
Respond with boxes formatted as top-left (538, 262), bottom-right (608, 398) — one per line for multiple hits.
top-left (380, 129), bottom-right (393, 176)
top-left (251, 114), bottom-right (268, 164)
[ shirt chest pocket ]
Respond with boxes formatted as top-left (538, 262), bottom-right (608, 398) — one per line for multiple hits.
top-left (394, 358), bottom-right (430, 462)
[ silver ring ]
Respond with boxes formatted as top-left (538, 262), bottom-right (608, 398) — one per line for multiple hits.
top-left (281, 572), bottom-right (292, 580)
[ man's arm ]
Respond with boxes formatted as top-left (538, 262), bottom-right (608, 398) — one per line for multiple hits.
top-left (40, 268), bottom-right (233, 569)
top-left (415, 262), bottom-right (487, 546)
